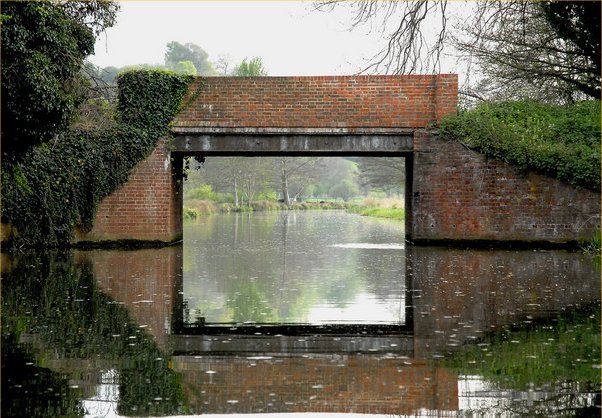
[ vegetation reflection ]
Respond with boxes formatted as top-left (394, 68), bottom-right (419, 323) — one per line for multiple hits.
top-left (2, 252), bottom-right (188, 416)
top-left (444, 303), bottom-right (600, 414)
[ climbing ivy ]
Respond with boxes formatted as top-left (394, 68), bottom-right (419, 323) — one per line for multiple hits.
top-left (440, 100), bottom-right (601, 191)
top-left (1, 70), bottom-right (193, 248)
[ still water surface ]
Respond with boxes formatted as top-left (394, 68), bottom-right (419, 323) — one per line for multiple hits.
top-left (2, 211), bottom-right (600, 417)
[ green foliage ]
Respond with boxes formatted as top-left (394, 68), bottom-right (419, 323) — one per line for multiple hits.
top-left (186, 184), bottom-right (218, 201)
top-left (2, 70), bottom-right (193, 247)
top-left (185, 184), bottom-right (233, 203)
top-left (183, 206), bottom-right (199, 221)
top-left (347, 206), bottom-right (405, 221)
top-left (1, 0), bottom-right (99, 157)
top-left (329, 179), bottom-right (359, 201)
top-left (440, 100), bottom-right (601, 191)
top-left (175, 60), bottom-right (197, 76)
top-left (233, 57), bottom-right (268, 77)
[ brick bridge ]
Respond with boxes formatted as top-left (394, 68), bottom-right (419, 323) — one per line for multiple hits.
top-left (77, 75), bottom-right (599, 245)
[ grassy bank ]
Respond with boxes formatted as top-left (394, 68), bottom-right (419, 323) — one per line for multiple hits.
top-left (346, 197), bottom-right (405, 221)
top-left (183, 199), bottom-right (351, 221)
top-left (347, 206), bottom-right (405, 221)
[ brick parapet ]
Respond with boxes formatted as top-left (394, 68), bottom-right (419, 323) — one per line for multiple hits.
top-left (173, 75), bottom-right (458, 131)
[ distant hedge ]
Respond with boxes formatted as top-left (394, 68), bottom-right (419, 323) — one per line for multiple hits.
top-left (440, 100), bottom-right (600, 191)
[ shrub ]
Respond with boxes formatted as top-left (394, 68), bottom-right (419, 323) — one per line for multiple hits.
top-left (186, 184), bottom-right (217, 201)
top-left (183, 206), bottom-right (199, 221)
top-left (251, 200), bottom-right (280, 211)
top-left (185, 199), bottom-right (217, 216)
top-left (440, 100), bottom-right (600, 191)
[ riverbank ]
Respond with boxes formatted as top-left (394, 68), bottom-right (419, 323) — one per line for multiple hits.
top-left (183, 199), bottom-right (352, 221)
top-left (184, 197), bottom-right (405, 222)
top-left (346, 206), bottom-right (405, 221)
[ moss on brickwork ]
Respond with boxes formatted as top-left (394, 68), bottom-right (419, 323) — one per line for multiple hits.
top-left (440, 100), bottom-right (601, 191)
top-left (1, 70), bottom-right (194, 247)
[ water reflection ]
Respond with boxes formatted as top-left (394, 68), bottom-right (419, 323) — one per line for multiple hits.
top-left (182, 211), bottom-right (407, 327)
top-left (2, 212), bottom-right (600, 416)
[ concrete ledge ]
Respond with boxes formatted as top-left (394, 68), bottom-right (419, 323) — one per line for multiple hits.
top-left (172, 133), bottom-right (413, 155)
top-left (72, 238), bottom-right (183, 250)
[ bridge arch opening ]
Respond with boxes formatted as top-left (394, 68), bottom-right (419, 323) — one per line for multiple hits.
top-left (174, 145), bottom-right (412, 335)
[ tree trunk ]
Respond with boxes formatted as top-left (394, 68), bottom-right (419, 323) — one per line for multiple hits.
top-left (233, 178), bottom-right (239, 207)
top-left (281, 158), bottom-right (290, 205)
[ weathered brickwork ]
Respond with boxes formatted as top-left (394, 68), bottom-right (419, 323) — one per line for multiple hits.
top-left (409, 131), bottom-right (600, 243)
top-left (173, 75), bottom-right (458, 131)
top-left (75, 138), bottom-right (183, 244)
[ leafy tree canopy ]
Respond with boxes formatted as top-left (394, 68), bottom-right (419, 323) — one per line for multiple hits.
top-left (164, 41), bottom-right (216, 76)
top-left (175, 60), bottom-right (198, 76)
top-left (233, 57), bottom-right (268, 77)
top-left (1, 0), bottom-right (118, 158)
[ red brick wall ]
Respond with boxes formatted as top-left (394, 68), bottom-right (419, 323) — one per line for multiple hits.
top-left (75, 138), bottom-right (183, 243)
top-left (409, 131), bottom-right (600, 243)
top-left (173, 75), bottom-right (458, 130)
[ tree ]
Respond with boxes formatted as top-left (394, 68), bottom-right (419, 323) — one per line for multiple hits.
top-left (174, 60), bottom-right (197, 76)
top-left (317, 0), bottom-right (600, 103)
top-left (278, 157), bottom-right (323, 204)
top-left (355, 157), bottom-right (405, 196)
top-left (455, 1), bottom-right (601, 103)
top-left (330, 179), bottom-right (359, 201)
top-left (233, 57), bottom-right (268, 77)
top-left (1, 1), bottom-right (118, 158)
top-left (164, 41), bottom-right (216, 76)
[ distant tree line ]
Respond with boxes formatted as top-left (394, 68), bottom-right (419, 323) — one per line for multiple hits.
top-left (184, 157), bottom-right (405, 206)
top-left (88, 40), bottom-right (268, 86)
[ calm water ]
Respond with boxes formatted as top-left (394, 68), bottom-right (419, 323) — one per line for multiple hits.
top-left (2, 211), bottom-right (600, 417)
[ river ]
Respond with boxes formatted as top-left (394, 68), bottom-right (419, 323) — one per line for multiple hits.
top-left (2, 210), bottom-right (600, 417)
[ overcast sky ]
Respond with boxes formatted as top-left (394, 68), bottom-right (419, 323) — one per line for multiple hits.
top-left (90, 1), bottom-right (463, 77)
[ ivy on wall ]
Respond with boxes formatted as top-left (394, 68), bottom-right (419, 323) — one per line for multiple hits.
top-left (1, 70), bottom-right (194, 247)
top-left (440, 100), bottom-right (601, 192)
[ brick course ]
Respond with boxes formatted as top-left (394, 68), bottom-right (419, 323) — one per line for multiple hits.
top-left (173, 355), bottom-right (458, 415)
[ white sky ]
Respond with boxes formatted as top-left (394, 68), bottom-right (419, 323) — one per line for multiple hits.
top-left (90, 1), bottom-right (465, 77)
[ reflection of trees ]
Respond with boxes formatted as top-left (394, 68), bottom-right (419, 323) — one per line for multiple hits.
top-left (2, 252), bottom-right (188, 416)
top-left (184, 211), bottom-right (407, 325)
top-left (226, 281), bottom-right (276, 323)
top-left (444, 304), bottom-right (600, 415)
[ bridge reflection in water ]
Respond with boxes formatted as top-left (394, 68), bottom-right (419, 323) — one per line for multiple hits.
top-left (83, 244), bottom-right (599, 416)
